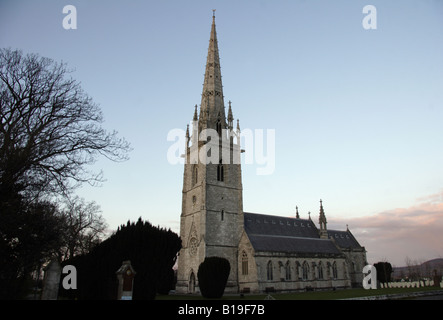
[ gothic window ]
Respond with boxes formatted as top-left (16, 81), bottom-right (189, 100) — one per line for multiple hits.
top-left (332, 262), bottom-right (338, 280)
top-left (216, 119), bottom-right (222, 136)
top-left (189, 272), bottom-right (196, 294)
top-left (318, 262), bottom-right (324, 280)
top-left (221, 210), bottom-right (224, 221)
top-left (217, 160), bottom-right (224, 182)
top-left (285, 261), bottom-right (291, 281)
top-left (311, 262), bottom-right (317, 279)
top-left (193, 166), bottom-right (198, 186)
top-left (296, 261), bottom-right (301, 280)
top-left (302, 261), bottom-right (309, 280)
top-left (241, 251), bottom-right (248, 276)
top-left (267, 261), bottom-right (273, 281)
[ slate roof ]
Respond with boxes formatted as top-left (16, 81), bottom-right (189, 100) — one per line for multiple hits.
top-left (244, 212), bottom-right (319, 238)
top-left (327, 230), bottom-right (362, 249)
top-left (244, 212), bottom-right (345, 255)
top-left (247, 234), bottom-right (342, 255)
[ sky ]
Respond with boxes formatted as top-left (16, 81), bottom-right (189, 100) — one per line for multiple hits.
top-left (1, 0), bottom-right (443, 267)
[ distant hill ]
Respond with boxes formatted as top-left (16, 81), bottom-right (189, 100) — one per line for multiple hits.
top-left (392, 258), bottom-right (443, 279)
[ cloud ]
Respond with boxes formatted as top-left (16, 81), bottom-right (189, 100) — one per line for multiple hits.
top-left (329, 192), bottom-right (443, 266)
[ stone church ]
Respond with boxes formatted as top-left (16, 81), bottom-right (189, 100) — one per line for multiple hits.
top-left (176, 14), bottom-right (367, 294)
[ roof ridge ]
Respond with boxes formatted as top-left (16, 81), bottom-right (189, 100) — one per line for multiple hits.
top-left (248, 233), bottom-right (333, 241)
top-left (244, 211), bottom-right (312, 222)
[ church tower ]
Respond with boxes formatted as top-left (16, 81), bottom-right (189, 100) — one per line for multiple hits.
top-left (176, 13), bottom-right (244, 294)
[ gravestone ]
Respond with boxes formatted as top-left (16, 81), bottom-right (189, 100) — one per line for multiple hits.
top-left (116, 260), bottom-right (136, 300)
top-left (41, 259), bottom-right (62, 300)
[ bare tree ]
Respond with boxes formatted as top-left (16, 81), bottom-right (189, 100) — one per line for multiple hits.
top-left (0, 48), bottom-right (129, 297)
top-left (60, 196), bottom-right (108, 260)
top-left (0, 48), bottom-right (131, 200)
top-left (405, 256), bottom-right (415, 280)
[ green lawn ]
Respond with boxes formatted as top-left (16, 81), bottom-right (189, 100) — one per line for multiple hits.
top-left (157, 286), bottom-right (442, 300)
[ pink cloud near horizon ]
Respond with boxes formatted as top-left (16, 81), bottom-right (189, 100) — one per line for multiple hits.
top-left (329, 192), bottom-right (443, 267)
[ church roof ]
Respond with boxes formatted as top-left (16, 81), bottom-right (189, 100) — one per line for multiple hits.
top-left (327, 230), bottom-right (362, 249)
top-left (247, 234), bottom-right (342, 255)
top-left (244, 212), bottom-right (344, 256)
top-left (244, 212), bottom-right (320, 239)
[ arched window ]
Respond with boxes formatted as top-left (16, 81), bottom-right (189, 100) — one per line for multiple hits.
top-left (193, 166), bottom-right (198, 186)
top-left (302, 261), bottom-right (309, 280)
top-left (318, 262), bottom-right (324, 280)
top-left (295, 261), bottom-right (301, 280)
top-left (216, 119), bottom-right (222, 136)
top-left (285, 261), bottom-right (291, 281)
top-left (267, 261), bottom-right (273, 281)
top-left (217, 160), bottom-right (224, 182)
top-left (189, 272), bottom-right (196, 294)
top-left (241, 251), bottom-right (248, 276)
top-left (332, 262), bottom-right (338, 280)
top-left (221, 209), bottom-right (224, 221)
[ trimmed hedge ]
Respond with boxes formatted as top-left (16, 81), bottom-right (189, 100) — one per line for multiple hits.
top-left (60, 218), bottom-right (181, 300)
top-left (197, 257), bottom-right (230, 298)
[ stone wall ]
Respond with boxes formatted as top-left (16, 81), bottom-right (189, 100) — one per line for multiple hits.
top-left (241, 253), bottom-right (351, 293)
top-left (341, 248), bottom-right (367, 287)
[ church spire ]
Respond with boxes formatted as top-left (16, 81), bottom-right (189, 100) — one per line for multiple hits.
top-left (199, 11), bottom-right (226, 131)
top-left (185, 124), bottom-right (190, 148)
top-left (319, 199), bottom-right (328, 239)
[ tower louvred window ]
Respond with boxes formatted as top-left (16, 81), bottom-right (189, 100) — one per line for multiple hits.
top-left (193, 165), bottom-right (198, 186)
top-left (216, 119), bottom-right (222, 135)
top-left (217, 160), bottom-right (224, 181)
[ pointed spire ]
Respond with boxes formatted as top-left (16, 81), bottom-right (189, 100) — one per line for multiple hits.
top-left (319, 199), bottom-right (328, 239)
top-left (185, 124), bottom-right (190, 148)
top-left (319, 199), bottom-right (327, 225)
top-left (199, 12), bottom-right (226, 131)
top-left (296, 206), bottom-right (300, 219)
top-left (228, 100), bottom-right (233, 129)
top-left (193, 104), bottom-right (198, 121)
